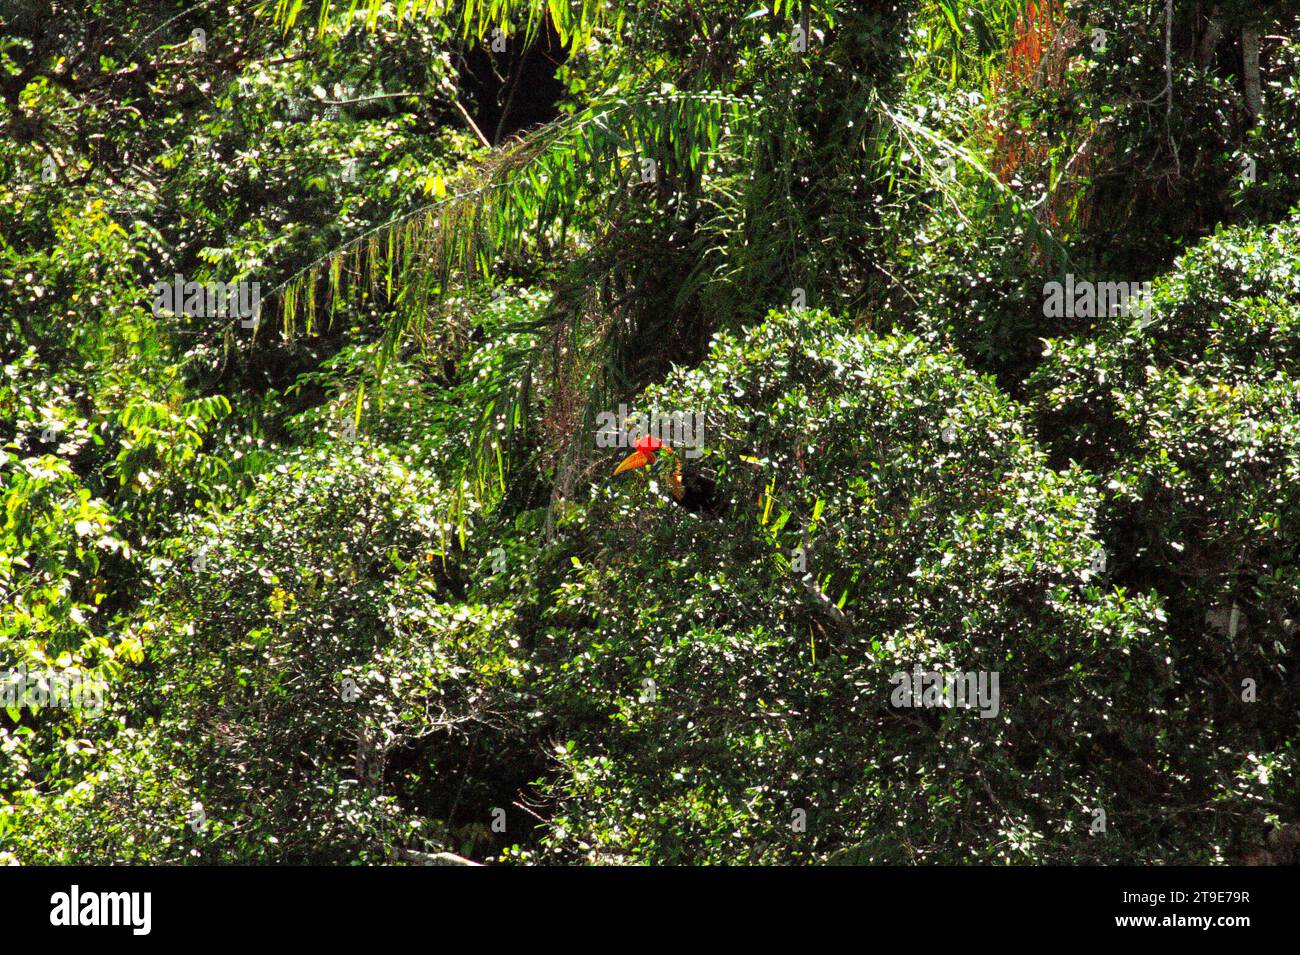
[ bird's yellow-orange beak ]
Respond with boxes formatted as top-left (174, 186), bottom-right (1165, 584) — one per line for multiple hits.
top-left (613, 449), bottom-right (654, 475)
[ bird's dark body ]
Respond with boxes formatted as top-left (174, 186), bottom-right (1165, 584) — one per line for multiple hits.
top-left (670, 459), bottom-right (726, 518)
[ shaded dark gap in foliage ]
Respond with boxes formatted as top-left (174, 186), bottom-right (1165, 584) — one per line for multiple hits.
top-left (458, 16), bottom-right (568, 145)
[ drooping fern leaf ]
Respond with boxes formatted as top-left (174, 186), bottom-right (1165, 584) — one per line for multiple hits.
top-left (269, 89), bottom-right (762, 340)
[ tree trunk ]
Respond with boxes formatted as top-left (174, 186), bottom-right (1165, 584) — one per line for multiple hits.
top-left (1242, 26), bottom-right (1263, 119)
top-left (1195, 5), bottom-right (1222, 69)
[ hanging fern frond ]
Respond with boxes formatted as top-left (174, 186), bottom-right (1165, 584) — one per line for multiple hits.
top-left (268, 89), bottom-right (762, 341)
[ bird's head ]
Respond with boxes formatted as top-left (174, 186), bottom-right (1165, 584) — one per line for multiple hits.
top-left (613, 434), bottom-right (672, 476)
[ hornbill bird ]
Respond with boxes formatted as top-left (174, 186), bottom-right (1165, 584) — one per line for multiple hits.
top-left (613, 435), bottom-right (726, 518)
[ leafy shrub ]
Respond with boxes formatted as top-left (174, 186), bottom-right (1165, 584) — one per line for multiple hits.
top-left (2, 728), bottom-right (198, 866)
top-left (10, 445), bottom-right (525, 864)
top-left (1029, 215), bottom-right (1300, 860)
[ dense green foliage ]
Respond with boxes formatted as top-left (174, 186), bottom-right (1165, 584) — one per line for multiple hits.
top-left (3, 0), bottom-right (1299, 864)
